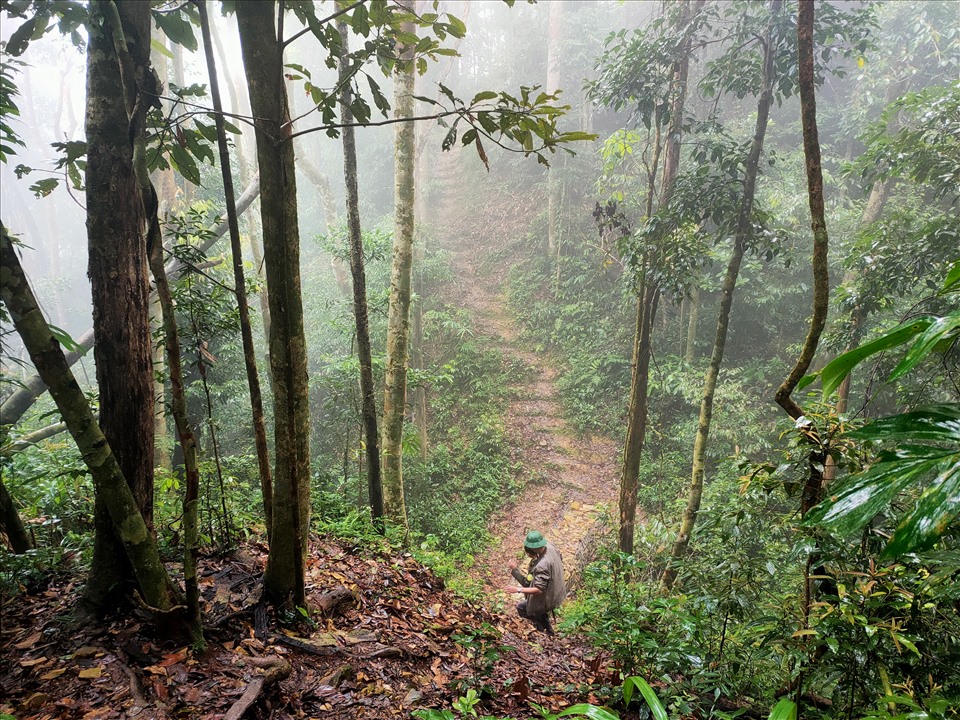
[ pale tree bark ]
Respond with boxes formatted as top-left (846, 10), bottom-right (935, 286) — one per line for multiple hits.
top-left (237, 0), bottom-right (311, 606)
top-left (684, 287), bottom-right (699, 364)
top-left (83, 0), bottom-right (156, 614)
top-left (662, 0), bottom-right (782, 590)
top-left (198, 0), bottom-right (273, 540)
top-left (381, 7), bottom-right (416, 535)
top-left (1, 228), bottom-right (179, 614)
top-left (545, 0), bottom-right (562, 258)
top-left (337, 19), bottom-right (384, 523)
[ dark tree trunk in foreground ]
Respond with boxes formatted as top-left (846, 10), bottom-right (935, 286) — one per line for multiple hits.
top-left (83, 0), bottom-right (155, 614)
top-left (0, 476), bottom-right (32, 553)
top-left (1, 229), bottom-right (178, 614)
top-left (197, 0), bottom-right (273, 540)
top-left (337, 19), bottom-right (384, 523)
top-left (237, 0), bottom-right (311, 607)
top-left (662, 0), bottom-right (782, 589)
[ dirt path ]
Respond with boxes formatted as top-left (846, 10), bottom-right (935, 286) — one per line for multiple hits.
top-left (436, 170), bottom-right (620, 600)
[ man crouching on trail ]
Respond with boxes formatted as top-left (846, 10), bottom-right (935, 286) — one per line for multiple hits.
top-left (503, 530), bottom-right (566, 635)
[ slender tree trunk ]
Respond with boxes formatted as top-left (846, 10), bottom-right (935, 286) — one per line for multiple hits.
top-left (662, 0), bottom-right (781, 589)
top-left (0, 476), bottom-right (32, 553)
top-left (775, 0), bottom-right (831, 516)
top-left (83, 0), bottom-right (156, 614)
top-left (1, 228), bottom-right (178, 614)
top-left (381, 9), bottom-right (416, 535)
top-left (337, 19), bottom-right (384, 523)
top-left (619, 283), bottom-right (659, 554)
top-left (684, 287), bottom-right (699, 364)
top-left (545, 0), bottom-right (562, 257)
top-left (147, 230), bottom-right (204, 646)
top-left (198, 0), bottom-right (273, 540)
top-left (237, 0), bottom-right (311, 606)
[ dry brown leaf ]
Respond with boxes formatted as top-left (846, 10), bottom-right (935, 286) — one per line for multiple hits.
top-left (40, 668), bottom-right (66, 680)
top-left (14, 632), bottom-right (42, 650)
top-left (19, 656), bottom-right (48, 667)
top-left (78, 666), bottom-right (102, 679)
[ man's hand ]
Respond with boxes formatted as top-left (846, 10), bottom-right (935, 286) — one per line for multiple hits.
top-left (503, 586), bottom-right (519, 594)
top-left (508, 559), bottom-right (518, 571)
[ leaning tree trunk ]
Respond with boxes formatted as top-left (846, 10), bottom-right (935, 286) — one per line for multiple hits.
top-left (662, 0), bottom-right (782, 590)
top-left (0, 179), bottom-right (260, 432)
top-left (1, 228), bottom-right (179, 614)
top-left (197, 0), bottom-right (273, 540)
top-left (237, 0), bottom-right (311, 607)
top-left (381, 8), bottom-right (416, 536)
top-left (337, 19), bottom-right (384, 523)
top-left (83, 0), bottom-right (156, 615)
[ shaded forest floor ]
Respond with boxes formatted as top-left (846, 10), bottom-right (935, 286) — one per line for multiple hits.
top-left (0, 536), bottom-right (619, 719)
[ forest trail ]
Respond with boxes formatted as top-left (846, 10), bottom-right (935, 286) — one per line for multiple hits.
top-left (434, 152), bottom-right (620, 600)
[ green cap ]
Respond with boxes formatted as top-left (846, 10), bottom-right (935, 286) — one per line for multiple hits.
top-left (524, 531), bottom-right (547, 549)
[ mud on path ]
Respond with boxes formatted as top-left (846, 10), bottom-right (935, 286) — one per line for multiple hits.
top-left (436, 183), bottom-right (620, 604)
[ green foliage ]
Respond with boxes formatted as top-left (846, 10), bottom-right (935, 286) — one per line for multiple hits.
top-left (0, 57), bottom-right (26, 163)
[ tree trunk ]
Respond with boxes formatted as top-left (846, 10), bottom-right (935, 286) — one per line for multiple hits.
top-left (775, 0), bottom-right (831, 517)
top-left (545, 0), bottom-right (562, 258)
top-left (0, 475), bottom-right (32, 553)
top-left (198, 0), bottom-right (273, 541)
top-left (619, 283), bottom-right (659, 554)
top-left (1, 228), bottom-right (178, 613)
top-left (381, 9), bottom-right (416, 535)
top-left (662, 0), bottom-right (781, 590)
top-left (337, 19), bottom-right (384, 523)
top-left (0, 180), bottom-right (261, 431)
top-left (83, 0), bottom-right (156, 614)
top-left (237, 0), bottom-right (311, 607)
top-left (684, 287), bottom-right (699, 364)
top-left (147, 228), bottom-right (204, 646)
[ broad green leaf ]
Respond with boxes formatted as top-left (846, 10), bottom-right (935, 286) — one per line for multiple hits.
top-left (6, 15), bottom-right (40, 57)
top-left (153, 10), bottom-right (198, 52)
top-left (805, 451), bottom-right (942, 532)
top-left (622, 677), bottom-right (667, 720)
top-left (883, 458), bottom-right (960, 558)
top-left (820, 318), bottom-right (934, 398)
top-left (557, 704), bottom-right (621, 720)
top-left (944, 260), bottom-right (960, 292)
top-left (848, 404), bottom-right (960, 443)
top-left (471, 90), bottom-right (498, 104)
top-left (768, 698), bottom-right (797, 720)
top-left (49, 324), bottom-right (83, 353)
top-left (889, 311), bottom-right (960, 381)
top-left (151, 38), bottom-right (174, 60)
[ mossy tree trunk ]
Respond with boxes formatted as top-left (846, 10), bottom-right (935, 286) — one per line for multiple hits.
top-left (1, 228), bottom-right (178, 614)
top-left (83, 0), bottom-right (155, 615)
top-left (236, 0), bottom-right (311, 607)
top-left (381, 8), bottom-right (416, 536)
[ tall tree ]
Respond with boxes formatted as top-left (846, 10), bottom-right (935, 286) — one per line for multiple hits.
top-left (236, 0), bottom-right (311, 606)
top-left (1, 228), bottom-right (179, 616)
top-left (545, 0), bottom-right (562, 259)
top-left (662, 0), bottom-right (782, 589)
top-left (337, 19), bottom-right (384, 523)
top-left (82, 0), bottom-right (155, 614)
top-left (196, 0), bottom-right (274, 540)
top-left (381, 6), bottom-right (416, 535)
